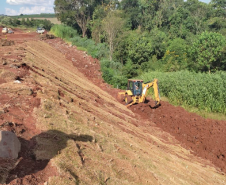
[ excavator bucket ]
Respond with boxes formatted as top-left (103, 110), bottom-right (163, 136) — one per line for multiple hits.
top-left (149, 101), bottom-right (161, 109)
top-left (117, 93), bottom-right (125, 102)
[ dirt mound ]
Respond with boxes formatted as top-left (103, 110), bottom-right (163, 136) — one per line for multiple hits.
top-left (129, 99), bottom-right (226, 173)
top-left (40, 34), bottom-right (55, 40)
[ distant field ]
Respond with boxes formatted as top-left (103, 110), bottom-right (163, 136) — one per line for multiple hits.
top-left (33, 18), bottom-right (61, 24)
top-left (16, 17), bottom-right (61, 24)
top-left (9, 14), bottom-right (61, 24)
top-left (10, 13), bottom-right (56, 19)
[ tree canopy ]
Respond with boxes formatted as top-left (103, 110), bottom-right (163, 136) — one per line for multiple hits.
top-left (51, 0), bottom-right (226, 80)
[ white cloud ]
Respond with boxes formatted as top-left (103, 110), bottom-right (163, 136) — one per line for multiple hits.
top-left (5, 0), bottom-right (55, 15)
top-left (20, 6), bottom-right (54, 14)
top-left (5, 8), bottom-right (18, 16)
top-left (6, 0), bottom-right (54, 6)
top-left (5, 6), bottom-right (54, 15)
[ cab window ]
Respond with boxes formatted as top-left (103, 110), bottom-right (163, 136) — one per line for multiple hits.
top-left (129, 81), bottom-right (133, 90)
top-left (134, 82), bottom-right (141, 90)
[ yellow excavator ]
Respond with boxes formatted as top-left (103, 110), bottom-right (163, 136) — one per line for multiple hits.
top-left (118, 78), bottom-right (161, 107)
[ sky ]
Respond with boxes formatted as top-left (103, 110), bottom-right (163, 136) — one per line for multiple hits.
top-left (0, 0), bottom-right (55, 15)
top-left (0, 0), bottom-right (211, 16)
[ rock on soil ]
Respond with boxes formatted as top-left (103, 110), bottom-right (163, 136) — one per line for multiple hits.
top-left (0, 131), bottom-right (21, 158)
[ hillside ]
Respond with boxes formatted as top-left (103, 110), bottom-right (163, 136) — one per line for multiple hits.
top-left (0, 28), bottom-right (226, 185)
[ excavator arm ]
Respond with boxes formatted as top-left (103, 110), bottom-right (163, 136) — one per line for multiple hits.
top-left (140, 79), bottom-right (160, 107)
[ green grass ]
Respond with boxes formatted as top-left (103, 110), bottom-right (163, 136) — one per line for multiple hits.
top-left (50, 24), bottom-right (109, 59)
top-left (70, 35), bottom-right (109, 59)
top-left (139, 70), bottom-right (226, 114)
top-left (76, 47), bottom-right (87, 52)
top-left (50, 24), bottom-right (78, 39)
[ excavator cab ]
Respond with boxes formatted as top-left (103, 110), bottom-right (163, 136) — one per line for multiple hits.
top-left (127, 79), bottom-right (143, 96)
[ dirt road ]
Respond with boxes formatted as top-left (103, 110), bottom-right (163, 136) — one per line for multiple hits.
top-left (0, 27), bottom-right (226, 184)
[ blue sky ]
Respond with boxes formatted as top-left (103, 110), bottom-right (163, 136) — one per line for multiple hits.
top-left (0, 0), bottom-right (211, 16)
top-left (0, 0), bottom-right (55, 15)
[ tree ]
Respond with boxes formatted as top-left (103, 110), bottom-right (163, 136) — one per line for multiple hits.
top-left (184, 0), bottom-right (209, 34)
top-left (120, 0), bottom-right (141, 30)
top-left (26, 18), bottom-right (32, 27)
top-left (211, 0), bottom-right (226, 18)
top-left (122, 59), bottom-right (139, 79)
top-left (54, 0), bottom-right (101, 37)
top-left (21, 18), bottom-right (26, 25)
top-left (89, 5), bottom-right (107, 43)
top-left (138, 0), bottom-right (160, 30)
top-left (102, 10), bottom-right (124, 60)
top-left (154, 0), bottom-right (184, 28)
top-left (150, 28), bottom-right (167, 59)
top-left (162, 38), bottom-right (188, 71)
top-left (1, 17), bottom-right (12, 26)
top-left (189, 31), bottom-right (226, 73)
top-left (113, 30), bottom-right (154, 65)
top-left (126, 31), bottom-right (153, 65)
top-left (12, 18), bottom-right (20, 26)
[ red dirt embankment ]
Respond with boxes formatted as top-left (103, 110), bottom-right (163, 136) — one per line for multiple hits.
top-left (0, 28), bottom-right (58, 184)
top-left (46, 38), bottom-right (226, 174)
top-left (133, 101), bottom-right (226, 173)
top-left (1, 27), bottom-right (226, 184)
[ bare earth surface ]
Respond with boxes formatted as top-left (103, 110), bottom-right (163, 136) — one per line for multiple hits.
top-left (46, 37), bottom-right (226, 174)
top-left (0, 27), bottom-right (226, 184)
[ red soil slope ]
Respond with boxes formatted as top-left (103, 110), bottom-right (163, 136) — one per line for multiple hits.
top-left (46, 38), bottom-right (226, 174)
top-left (0, 27), bottom-right (225, 184)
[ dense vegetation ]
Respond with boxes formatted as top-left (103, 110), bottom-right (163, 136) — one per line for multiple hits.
top-left (52, 0), bottom-right (226, 114)
top-left (0, 15), bottom-right (54, 30)
top-left (140, 71), bottom-right (226, 114)
top-left (51, 25), bottom-right (109, 59)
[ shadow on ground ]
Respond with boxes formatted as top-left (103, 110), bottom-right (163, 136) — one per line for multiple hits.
top-left (6, 130), bottom-right (93, 184)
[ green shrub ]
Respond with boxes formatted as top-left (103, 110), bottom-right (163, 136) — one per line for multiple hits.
top-left (51, 24), bottom-right (78, 39)
top-left (51, 25), bottom-right (109, 59)
top-left (100, 59), bottom-right (127, 89)
top-left (70, 36), bottom-right (109, 59)
top-left (76, 47), bottom-right (87, 51)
